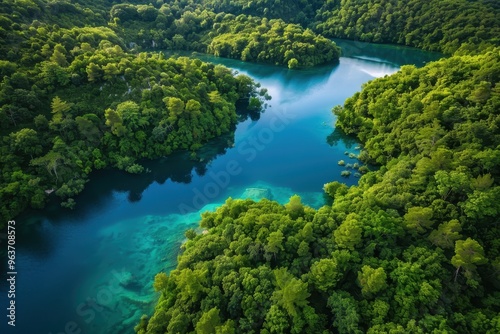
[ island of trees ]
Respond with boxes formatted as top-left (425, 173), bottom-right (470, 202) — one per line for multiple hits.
top-left (110, 3), bottom-right (341, 68)
top-left (1, 0), bottom-right (500, 333)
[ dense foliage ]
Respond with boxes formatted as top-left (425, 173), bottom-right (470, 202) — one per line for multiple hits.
top-left (111, 3), bottom-right (340, 68)
top-left (314, 0), bottom-right (500, 54)
top-left (136, 50), bottom-right (500, 333)
top-left (0, 1), bottom-right (270, 225)
top-left (142, 0), bottom-right (500, 55)
top-left (2, 0), bottom-right (500, 332)
top-left (110, 0), bottom-right (500, 55)
top-left (206, 16), bottom-right (339, 69)
top-left (189, 0), bottom-right (325, 26)
top-left (161, 0), bottom-right (500, 55)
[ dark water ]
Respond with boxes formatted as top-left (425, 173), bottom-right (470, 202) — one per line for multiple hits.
top-left (0, 42), bottom-right (441, 334)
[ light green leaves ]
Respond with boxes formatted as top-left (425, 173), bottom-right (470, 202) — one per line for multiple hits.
top-left (285, 195), bottom-right (305, 219)
top-left (357, 266), bottom-right (387, 296)
top-left (451, 238), bottom-right (487, 271)
top-left (272, 268), bottom-right (310, 317)
top-left (310, 258), bottom-right (340, 292)
top-left (428, 219), bottom-right (462, 249)
top-left (334, 213), bottom-right (363, 250)
top-left (403, 206), bottom-right (434, 233)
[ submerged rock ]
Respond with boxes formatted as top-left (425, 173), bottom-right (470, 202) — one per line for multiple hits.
top-left (241, 188), bottom-right (273, 201)
top-left (121, 290), bottom-right (155, 307)
top-left (113, 271), bottom-right (134, 288)
top-left (122, 309), bottom-right (143, 327)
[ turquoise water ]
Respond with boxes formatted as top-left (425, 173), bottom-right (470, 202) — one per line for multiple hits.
top-left (0, 43), bottom-right (441, 334)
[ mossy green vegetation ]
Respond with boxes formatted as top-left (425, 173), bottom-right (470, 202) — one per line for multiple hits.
top-left (136, 49), bottom-right (500, 333)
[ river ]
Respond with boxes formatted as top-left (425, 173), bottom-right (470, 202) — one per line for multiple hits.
top-left (0, 40), bottom-right (441, 334)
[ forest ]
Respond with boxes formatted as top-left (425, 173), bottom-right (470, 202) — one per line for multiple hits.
top-left (314, 0), bottom-right (500, 54)
top-left (1, 0), bottom-right (499, 333)
top-left (110, 3), bottom-right (340, 68)
top-left (109, 0), bottom-right (500, 54)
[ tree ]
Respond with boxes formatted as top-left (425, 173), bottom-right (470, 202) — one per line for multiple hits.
top-left (471, 174), bottom-right (494, 191)
top-left (310, 258), bottom-right (341, 292)
top-left (403, 206), bottom-right (434, 234)
top-left (451, 238), bottom-right (488, 282)
top-left (264, 305), bottom-right (289, 333)
top-left (75, 116), bottom-right (100, 143)
top-left (272, 268), bottom-right (310, 317)
top-left (103, 63), bottom-right (120, 80)
top-left (116, 101), bottom-right (143, 130)
top-left (0, 60), bottom-right (17, 77)
top-left (265, 230), bottom-right (284, 260)
top-left (51, 96), bottom-right (72, 123)
top-left (323, 181), bottom-right (348, 199)
top-left (288, 58), bottom-right (299, 69)
top-left (461, 188), bottom-right (500, 220)
top-left (153, 272), bottom-right (168, 292)
top-left (428, 219), bottom-right (462, 249)
top-left (176, 31), bottom-right (192, 48)
top-left (300, 222), bottom-right (314, 243)
top-left (248, 96), bottom-right (262, 111)
top-left (235, 74), bottom-right (255, 97)
top-left (185, 228), bottom-right (197, 240)
top-left (30, 151), bottom-right (64, 183)
top-left (173, 268), bottom-right (205, 303)
top-left (328, 291), bottom-right (362, 334)
top-left (208, 90), bottom-right (224, 104)
top-left (285, 195), bottom-right (304, 218)
top-left (357, 266), bottom-right (387, 297)
top-left (166, 309), bottom-right (190, 333)
top-left (185, 99), bottom-right (202, 116)
top-left (216, 320), bottom-right (236, 334)
top-left (50, 44), bottom-right (68, 67)
top-left (196, 307), bottom-right (221, 333)
top-left (105, 107), bottom-right (126, 136)
top-left (86, 62), bottom-right (102, 81)
top-left (10, 128), bottom-right (42, 159)
top-left (165, 97), bottom-right (185, 124)
top-left (334, 213), bottom-right (363, 250)
top-left (469, 81), bottom-right (491, 104)
top-left (434, 169), bottom-right (470, 200)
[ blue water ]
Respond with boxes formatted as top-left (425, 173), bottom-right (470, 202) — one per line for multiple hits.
top-left (0, 41), bottom-right (441, 334)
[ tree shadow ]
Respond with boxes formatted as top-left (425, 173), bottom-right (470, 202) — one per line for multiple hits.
top-left (326, 127), bottom-right (359, 149)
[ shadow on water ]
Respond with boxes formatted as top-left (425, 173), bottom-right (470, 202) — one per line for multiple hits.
top-left (333, 38), bottom-right (443, 67)
top-left (326, 127), bottom-right (360, 149)
top-left (236, 99), bottom-right (264, 122)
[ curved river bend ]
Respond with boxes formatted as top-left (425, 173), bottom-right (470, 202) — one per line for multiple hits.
top-left (0, 40), bottom-right (441, 334)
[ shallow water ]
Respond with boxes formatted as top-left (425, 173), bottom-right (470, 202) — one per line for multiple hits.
top-left (0, 41), bottom-right (441, 334)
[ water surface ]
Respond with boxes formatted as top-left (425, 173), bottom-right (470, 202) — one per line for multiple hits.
top-left (0, 42), bottom-right (441, 334)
